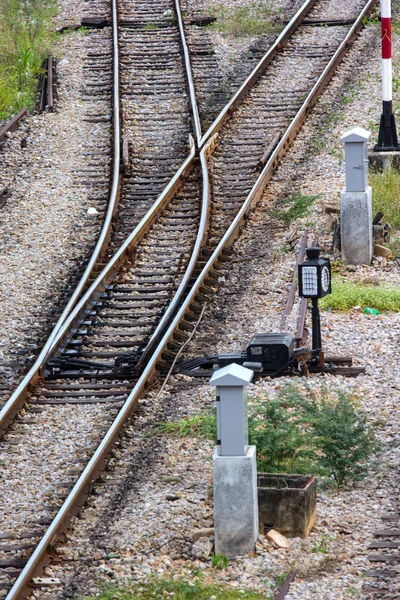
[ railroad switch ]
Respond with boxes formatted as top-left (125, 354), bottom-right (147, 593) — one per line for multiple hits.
top-left (176, 247), bottom-right (365, 379)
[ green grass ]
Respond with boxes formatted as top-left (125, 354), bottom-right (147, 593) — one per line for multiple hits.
top-left (80, 576), bottom-right (269, 600)
top-left (270, 192), bottom-right (318, 225)
top-left (370, 167), bottom-right (400, 228)
top-left (320, 276), bottom-right (400, 311)
top-left (150, 412), bottom-right (216, 440)
top-left (209, 1), bottom-right (278, 37)
top-left (211, 553), bottom-right (229, 569)
top-left (0, 0), bottom-right (57, 119)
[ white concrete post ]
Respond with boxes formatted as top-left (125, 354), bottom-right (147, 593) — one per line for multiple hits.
top-left (210, 363), bottom-right (258, 558)
top-left (340, 127), bottom-right (373, 265)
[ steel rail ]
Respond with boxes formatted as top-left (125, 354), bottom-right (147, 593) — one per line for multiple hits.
top-left (137, 134), bottom-right (217, 369)
top-left (174, 0), bottom-right (202, 145)
top-left (3, 146), bottom-right (205, 600)
top-left (0, 108), bottom-right (28, 149)
top-left (198, 0), bottom-right (319, 148)
top-left (45, 0), bottom-right (121, 345)
top-left (0, 0), bottom-right (120, 435)
top-left (0, 0), bottom-right (202, 435)
top-left (0, 141), bottom-right (196, 436)
top-left (4, 2), bottom-right (376, 596)
top-left (41, 0), bottom-right (201, 343)
top-left (176, 0), bottom-right (377, 320)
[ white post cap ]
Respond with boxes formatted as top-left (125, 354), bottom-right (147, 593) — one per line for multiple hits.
top-left (340, 127), bottom-right (371, 143)
top-left (210, 363), bottom-right (254, 387)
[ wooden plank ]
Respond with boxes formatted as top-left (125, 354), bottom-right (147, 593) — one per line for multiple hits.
top-left (374, 529), bottom-right (400, 537)
top-left (368, 554), bottom-right (400, 563)
top-left (0, 559), bottom-right (27, 568)
top-left (0, 531), bottom-right (41, 541)
top-left (41, 389), bottom-right (129, 398)
top-left (368, 541), bottom-right (400, 549)
top-left (0, 542), bottom-right (37, 552)
top-left (363, 569), bottom-right (399, 578)
top-left (32, 397), bottom-right (126, 405)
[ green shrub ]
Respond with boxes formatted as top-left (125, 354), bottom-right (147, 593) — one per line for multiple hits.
top-left (151, 384), bottom-right (379, 487)
top-left (319, 277), bottom-right (400, 311)
top-left (292, 386), bottom-right (380, 486)
top-left (247, 396), bottom-right (315, 474)
top-left (0, 0), bottom-right (57, 119)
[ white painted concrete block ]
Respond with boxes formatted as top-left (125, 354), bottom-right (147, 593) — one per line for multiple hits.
top-left (213, 445), bottom-right (258, 558)
top-left (340, 186), bottom-right (372, 265)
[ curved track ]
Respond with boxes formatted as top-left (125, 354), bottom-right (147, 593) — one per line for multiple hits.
top-left (0, 0), bottom-right (376, 597)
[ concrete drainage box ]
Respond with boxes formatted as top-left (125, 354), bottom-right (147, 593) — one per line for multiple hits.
top-left (257, 474), bottom-right (316, 538)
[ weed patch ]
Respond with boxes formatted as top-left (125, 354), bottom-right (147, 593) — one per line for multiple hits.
top-left (370, 167), bottom-right (400, 230)
top-left (81, 575), bottom-right (269, 599)
top-left (209, 1), bottom-right (278, 37)
top-left (319, 276), bottom-right (400, 311)
top-left (270, 192), bottom-right (318, 225)
top-left (211, 553), bottom-right (228, 569)
top-left (0, 0), bottom-right (57, 119)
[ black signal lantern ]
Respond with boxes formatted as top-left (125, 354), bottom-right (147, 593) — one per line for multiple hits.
top-left (298, 247), bottom-right (331, 299)
top-left (298, 247), bottom-right (331, 354)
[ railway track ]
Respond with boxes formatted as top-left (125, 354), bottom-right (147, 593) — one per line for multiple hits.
top-left (0, 0), bottom-right (377, 597)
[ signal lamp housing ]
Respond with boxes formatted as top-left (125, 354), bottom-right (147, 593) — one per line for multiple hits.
top-left (298, 247), bottom-right (331, 299)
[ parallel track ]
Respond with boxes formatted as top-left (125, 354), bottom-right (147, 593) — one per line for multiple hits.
top-left (0, 0), bottom-right (376, 597)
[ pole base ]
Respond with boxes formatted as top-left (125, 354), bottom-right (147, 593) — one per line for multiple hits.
top-left (375, 101), bottom-right (400, 151)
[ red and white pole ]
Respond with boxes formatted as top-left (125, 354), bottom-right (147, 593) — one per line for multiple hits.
top-left (376, 0), bottom-right (399, 149)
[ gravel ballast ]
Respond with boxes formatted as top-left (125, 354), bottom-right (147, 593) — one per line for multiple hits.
top-left (29, 7), bottom-right (400, 600)
top-left (0, 24), bottom-right (112, 397)
top-left (1, 1), bottom-right (399, 599)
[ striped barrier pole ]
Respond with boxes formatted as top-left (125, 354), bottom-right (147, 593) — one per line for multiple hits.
top-left (375, 0), bottom-right (399, 149)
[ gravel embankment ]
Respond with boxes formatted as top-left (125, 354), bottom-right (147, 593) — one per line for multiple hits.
top-left (0, 24), bottom-right (112, 397)
top-left (35, 8), bottom-right (400, 600)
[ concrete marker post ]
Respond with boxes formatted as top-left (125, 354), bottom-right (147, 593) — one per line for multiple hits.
top-left (210, 363), bottom-right (258, 558)
top-left (340, 127), bottom-right (373, 265)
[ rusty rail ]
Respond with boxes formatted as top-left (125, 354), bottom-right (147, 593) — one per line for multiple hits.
top-left (280, 232), bottom-right (309, 332)
top-left (276, 570), bottom-right (297, 600)
top-left (0, 108), bottom-right (28, 149)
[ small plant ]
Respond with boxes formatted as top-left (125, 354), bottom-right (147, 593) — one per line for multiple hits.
top-left (319, 276), bottom-right (400, 312)
top-left (311, 535), bottom-right (333, 554)
top-left (211, 553), bottom-right (229, 569)
top-left (142, 21), bottom-right (157, 30)
top-left (275, 573), bottom-right (287, 587)
top-left (270, 192), bottom-right (318, 225)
